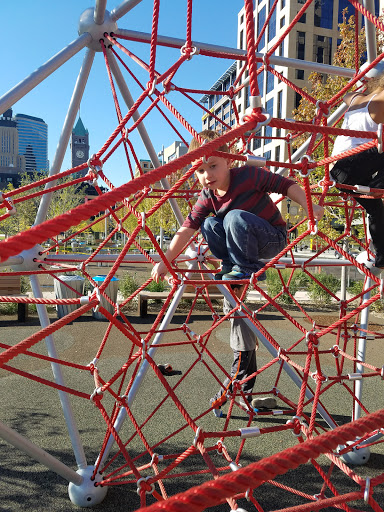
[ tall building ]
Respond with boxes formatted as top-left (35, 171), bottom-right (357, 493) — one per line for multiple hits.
top-left (0, 109), bottom-right (25, 189)
top-left (14, 113), bottom-right (48, 173)
top-left (201, 0), bottom-right (380, 167)
top-left (71, 116), bottom-right (89, 176)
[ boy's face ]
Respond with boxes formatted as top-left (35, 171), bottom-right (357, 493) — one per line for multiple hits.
top-left (194, 156), bottom-right (231, 193)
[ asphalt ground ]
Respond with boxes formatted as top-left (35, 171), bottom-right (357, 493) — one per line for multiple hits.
top-left (1, 263), bottom-right (384, 511)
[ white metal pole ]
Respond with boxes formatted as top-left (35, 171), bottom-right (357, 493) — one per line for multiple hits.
top-left (34, 49), bottom-right (95, 225)
top-left (0, 34), bottom-right (91, 116)
top-left (110, 0), bottom-right (144, 22)
top-left (106, 50), bottom-right (185, 227)
top-left (363, 0), bottom-right (377, 63)
top-left (94, 0), bottom-right (108, 24)
top-left (116, 29), bottom-right (355, 79)
top-left (29, 275), bottom-right (87, 470)
top-left (0, 419), bottom-right (83, 485)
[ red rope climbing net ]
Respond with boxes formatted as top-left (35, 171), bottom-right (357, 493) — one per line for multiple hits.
top-left (1, 0), bottom-right (384, 510)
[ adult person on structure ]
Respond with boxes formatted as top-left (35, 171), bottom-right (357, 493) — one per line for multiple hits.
top-left (152, 130), bottom-right (324, 283)
top-left (331, 66), bottom-right (384, 271)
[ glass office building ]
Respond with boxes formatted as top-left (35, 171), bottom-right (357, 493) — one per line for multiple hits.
top-left (15, 113), bottom-right (48, 173)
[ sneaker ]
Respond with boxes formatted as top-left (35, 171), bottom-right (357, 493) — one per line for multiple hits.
top-left (210, 398), bottom-right (223, 417)
top-left (214, 264), bottom-right (233, 281)
top-left (251, 397), bottom-right (277, 409)
top-left (222, 269), bottom-right (252, 281)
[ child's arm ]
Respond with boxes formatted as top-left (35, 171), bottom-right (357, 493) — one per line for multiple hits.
top-left (286, 184), bottom-right (324, 221)
top-left (151, 226), bottom-right (196, 282)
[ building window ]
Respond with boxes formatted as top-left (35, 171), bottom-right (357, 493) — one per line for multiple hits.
top-left (240, 14), bottom-right (244, 24)
top-left (314, 0), bottom-right (333, 29)
top-left (268, 0), bottom-right (276, 42)
top-left (296, 69), bottom-right (304, 79)
top-left (257, 72), bottom-right (264, 96)
top-left (275, 145), bottom-right (281, 167)
top-left (264, 150), bottom-right (271, 160)
top-left (253, 130), bottom-right (262, 150)
top-left (265, 98), bottom-right (274, 138)
top-left (239, 30), bottom-right (244, 50)
top-left (314, 35), bottom-right (332, 65)
top-left (257, 6), bottom-right (266, 51)
top-left (295, 92), bottom-right (302, 109)
top-left (280, 16), bottom-right (285, 28)
top-left (277, 90), bottom-right (283, 119)
top-left (297, 31), bottom-right (305, 60)
top-left (281, 0), bottom-right (285, 8)
top-left (267, 71), bottom-right (275, 94)
top-left (299, 12), bottom-right (306, 23)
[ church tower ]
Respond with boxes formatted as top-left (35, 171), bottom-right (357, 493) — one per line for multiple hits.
top-left (71, 117), bottom-right (89, 177)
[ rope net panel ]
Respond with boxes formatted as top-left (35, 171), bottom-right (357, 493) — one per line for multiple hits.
top-left (0, 0), bottom-right (384, 510)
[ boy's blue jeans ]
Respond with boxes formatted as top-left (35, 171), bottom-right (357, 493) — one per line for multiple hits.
top-left (201, 209), bottom-right (287, 277)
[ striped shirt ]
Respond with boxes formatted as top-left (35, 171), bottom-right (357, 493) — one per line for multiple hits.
top-left (182, 165), bottom-right (295, 230)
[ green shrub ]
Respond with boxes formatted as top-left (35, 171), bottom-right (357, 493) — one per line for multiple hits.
top-left (347, 280), bottom-right (364, 297)
top-left (0, 303), bottom-right (18, 315)
top-left (266, 268), bottom-right (309, 304)
top-left (145, 280), bottom-right (166, 292)
top-left (20, 275), bottom-right (31, 294)
top-left (308, 272), bottom-right (340, 304)
top-left (119, 272), bottom-right (139, 298)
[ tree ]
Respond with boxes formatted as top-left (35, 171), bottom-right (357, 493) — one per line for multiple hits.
top-left (292, 10), bottom-right (369, 240)
top-left (0, 171), bottom-right (86, 239)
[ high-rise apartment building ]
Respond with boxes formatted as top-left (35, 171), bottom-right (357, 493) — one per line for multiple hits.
top-left (14, 113), bottom-right (48, 173)
top-left (201, 0), bottom-right (380, 167)
top-left (0, 109), bottom-right (26, 189)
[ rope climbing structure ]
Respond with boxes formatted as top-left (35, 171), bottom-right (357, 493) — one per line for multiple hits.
top-left (0, 0), bottom-right (384, 510)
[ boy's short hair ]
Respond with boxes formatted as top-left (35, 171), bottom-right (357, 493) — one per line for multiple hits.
top-left (188, 130), bottom-right (229, 154)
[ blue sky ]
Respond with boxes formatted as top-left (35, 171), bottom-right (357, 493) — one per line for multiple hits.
top-left (1, 1), bottom-right (242, 188)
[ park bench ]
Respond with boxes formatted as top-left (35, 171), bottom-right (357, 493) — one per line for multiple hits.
top-left (138, 289), bottom-right (224, 317)
top-left (0, 274), bottom-right (29, 322)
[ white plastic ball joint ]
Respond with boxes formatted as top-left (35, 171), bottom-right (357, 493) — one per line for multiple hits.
top-left (11, 245), bottom-right (45, 272)
top-left (68, 466), bottom-right (108, 507)
top-left (356, 251), bottom-right (382, 277)
top-left (337, 441), bottom-right (371, 465)
top-left (78, 7), bottom-right (118, 52)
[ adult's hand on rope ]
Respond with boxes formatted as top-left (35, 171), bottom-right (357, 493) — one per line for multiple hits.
top-left (152, 261), bottom-right (168, 283)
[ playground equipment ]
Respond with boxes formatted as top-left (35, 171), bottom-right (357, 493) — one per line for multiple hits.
top-left (1, 0), bottom-right (384, 510)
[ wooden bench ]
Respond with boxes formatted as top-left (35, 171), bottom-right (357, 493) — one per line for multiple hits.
top-left (0, 275), bottom-right (29, 322)
top-left (138, 290), bottom-right (223, 317)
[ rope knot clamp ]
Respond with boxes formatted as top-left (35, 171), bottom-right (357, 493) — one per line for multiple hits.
top-left (80, 295), bottom-right (90, 305)
top-left (331, 344), bottom-right (340, 358)
top-left (229, 461), bottom-right (241, 471)
top-left (240, 109), bottom-right (271, 134)
top-left (150, 453), bottom-right (160, 466)
top-left (364, 477), bottom-right (371, 503)
top-left (193, 426), bottom-right (203, 447)
top-left (308, 220), bottom-right (318, 235)
top-left (90, 386), bottom-right (103, 402)
top-left (378, 123), bottom-right (383, 153)
top-left (180, 43), bottom-right (198, 60)
top-left (298, 155), bottom-right (314, 177)
top-left (315, 100), bottom-right (329, 117)
top-left (87, 154), bottom-right (103, 171)
top-left (147, 77), bottom-right (157, 96)
top-left (4, 197), bottom-right (16, 215)
top-left (216, 441), bottom-right (226, 454)
top-left (246, 155), bottom-right (267, 167)
top-left (136, 476), bottom-right (155, 496)
top-left (92, 287), bottom-right (101, 312)
top-left (163, 83), bottom-right (175, 95)
top-left (311, 371), bottom-right (328, 383)
top-left (141, 211), bottom-right (146, 229)
top-left (354, 184), bottom-right (371, 194)
top-left (239, 427), bottom-right (261, 439)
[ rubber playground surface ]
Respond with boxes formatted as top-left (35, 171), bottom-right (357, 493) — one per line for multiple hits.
top-left (1, 285), bottom-right (384, 511)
